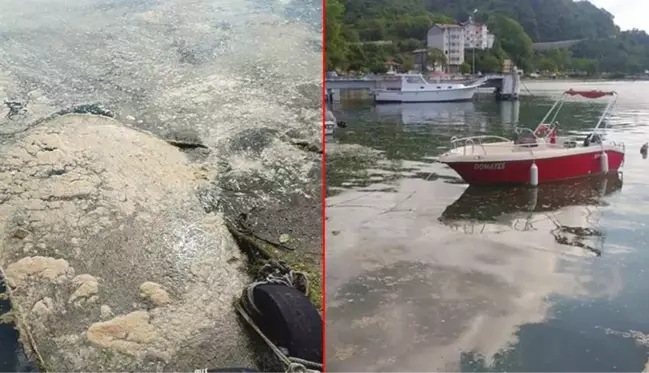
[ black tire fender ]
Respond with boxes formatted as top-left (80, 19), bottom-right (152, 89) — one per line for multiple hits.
top-left (250, 284), bottom-right (322, 364)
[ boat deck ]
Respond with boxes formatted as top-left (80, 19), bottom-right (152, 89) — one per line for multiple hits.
top-left (442, 136), bottom-right (625, 162)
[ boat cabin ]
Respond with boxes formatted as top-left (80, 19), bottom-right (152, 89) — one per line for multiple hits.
top-left (384, 74), bottom-right (468, 91)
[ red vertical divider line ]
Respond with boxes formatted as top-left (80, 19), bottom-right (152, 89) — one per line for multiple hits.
top-left (320, 0), bottom-right (327, 370)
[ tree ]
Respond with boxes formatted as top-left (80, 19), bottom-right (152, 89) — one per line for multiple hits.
top-left (397, 38), bottom-right (424, 52)
top-left (325, 0), bottom-right (347, 70)
top-left (536, 57), bottom-right (557, 72)
top-left (403, 55), bottom-right (415, 71)
top-left (428, 47), bottom-right (447, 71)
top-left (369, 61), bottom-right (388, 74)
top-left (346, 44), bottom-right (367, 71)
top-left (546, 48), bottom-right (572, 70)
top-left (571, 58), bottom-right (597, 75)
top-left (356, 18), bottom-right (389, 41)
top-left (332, 0), bottom-right (647, 74)
top-left (343, 28), bottom-right (360, 43)
top-left (361, 44), bottom-right (389, 73)
top-left (477, 54), bottom-right (501, 73)
top-left (486, 14), bottom-right (533, 70)
top-left (571, 30), bottom-right (649, 74)
top-left (403, 0), bottom-right (616, 42)
top-left (460, 61), bottom-right (471, 74)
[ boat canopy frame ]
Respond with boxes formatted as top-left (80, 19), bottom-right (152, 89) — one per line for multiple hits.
top-left (534, 89), bottom-right (618, 137)
top-left (445, 89), bottom-right (622, 158)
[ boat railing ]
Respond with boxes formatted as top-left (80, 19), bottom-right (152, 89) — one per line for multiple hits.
top-left (514, 127), bottom-right (537, 138)
top-left (448, 134), bottom-right (585, 158)
top-left (608, 140), bottom-right (625, 152)
top-left (449, 135), bottom-right (512, 156)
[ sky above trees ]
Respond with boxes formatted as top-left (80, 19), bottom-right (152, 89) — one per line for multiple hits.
top-left (588, 0), bottom-right (646, 31)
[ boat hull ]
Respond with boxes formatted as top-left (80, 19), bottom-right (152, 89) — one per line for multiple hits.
top-left (443, 148), bottom-right (625, 185)
top-left (374, 86), bottom-right (477, 103)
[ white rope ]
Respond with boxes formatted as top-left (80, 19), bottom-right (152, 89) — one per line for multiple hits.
top-left (237, 298), bottom-right (321, 373)
top-left (245, 260), bottom-right (309, 316)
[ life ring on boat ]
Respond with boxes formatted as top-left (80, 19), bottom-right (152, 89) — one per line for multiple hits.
top-left (535, 124), bottom-right (551, 137)
top-left (536, 124), bottom-right (557, 144)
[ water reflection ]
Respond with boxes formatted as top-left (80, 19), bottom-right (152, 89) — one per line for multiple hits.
top-left (440, 174), bottom-right (623, 257)
top-left (362, 100), bottom-right (522, 131)
top-left (499, 100), bottom-right (520, 126)
top-left (374, 102), bottom-right (477, 125)
top-left (326, 163), bottom-right (626, 371)
top-left (441, 173), bottom-right (622, 222)
top-left (333, 100), bottom-right (523, 144)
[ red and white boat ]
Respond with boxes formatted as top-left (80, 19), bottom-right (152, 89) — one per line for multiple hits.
top-left (439, 89), bottom-right (625, 185)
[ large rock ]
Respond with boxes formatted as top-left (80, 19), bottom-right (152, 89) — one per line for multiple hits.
top-left (0, 1), bottom-right (322, 368)
top-left (0, 114), bottom-right (257, 371)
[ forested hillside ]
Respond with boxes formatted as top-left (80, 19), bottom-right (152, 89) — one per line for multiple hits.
top-left (415, 0), bottom-right (618, 42)
top-left (326, 0), bottom-right (649, 75)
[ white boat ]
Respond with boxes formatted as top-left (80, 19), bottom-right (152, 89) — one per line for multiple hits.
top-left (373, 73), bottom-right (481, 103)
top-left (325, 109), bottom-right (336, 136)
top-left (325, 121), bottom-right (335, 135)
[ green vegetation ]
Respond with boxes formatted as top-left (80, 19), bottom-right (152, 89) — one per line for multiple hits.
top-left (571, 30), bottom-right (649, 74)
top-left (417, 0), bottom-right (617, 42)
top-left (326, 0), bottom-right (649, 76)
top-left (227, 223), bottom-right (323, 310)
top-left (486, 14), bottom-right (532, 70)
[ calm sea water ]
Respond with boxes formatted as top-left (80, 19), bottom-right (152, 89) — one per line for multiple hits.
top-left (325, 81), bottom-right (649, 372)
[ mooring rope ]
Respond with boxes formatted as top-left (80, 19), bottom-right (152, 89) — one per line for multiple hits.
top-left (245, 260), bottom-right (309, 316)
